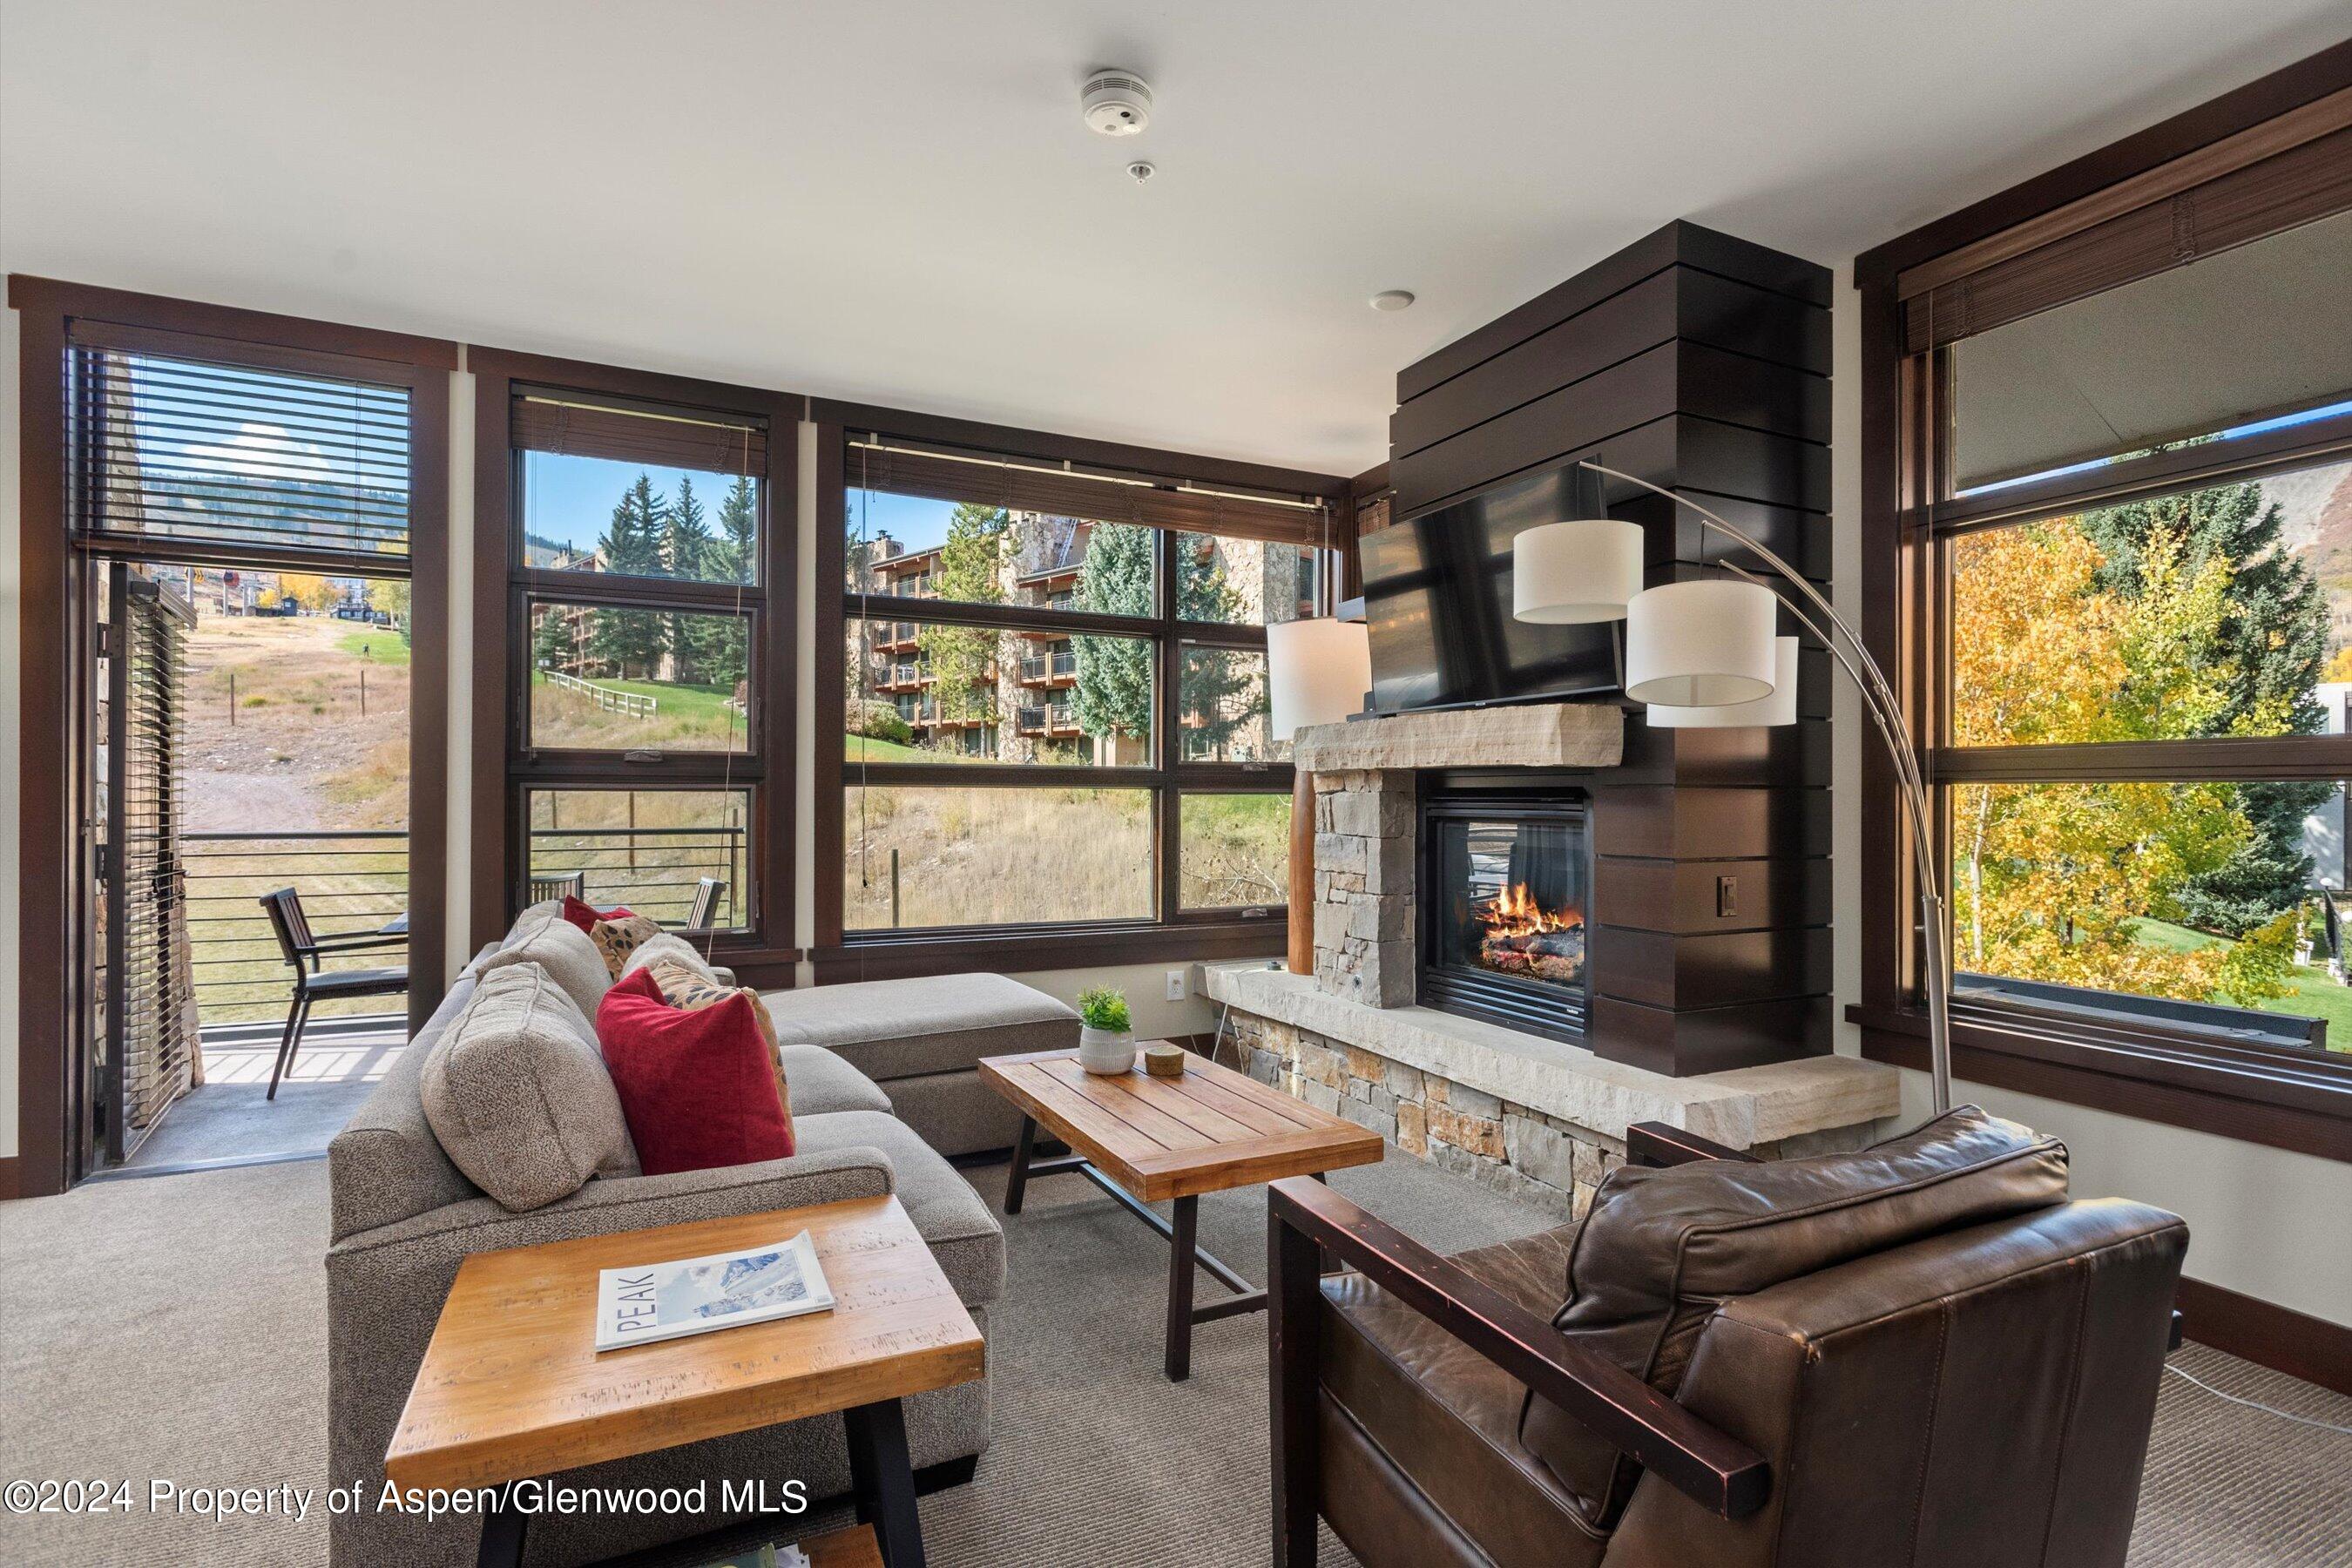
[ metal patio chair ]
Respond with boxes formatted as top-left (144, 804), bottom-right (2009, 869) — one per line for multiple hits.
top-left (258, 887), bottom-right (408, 1100)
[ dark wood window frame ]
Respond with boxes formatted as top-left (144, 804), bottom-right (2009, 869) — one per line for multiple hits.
top-left (466, 349), bottom-right (801, 989)
top-left (10, 275), bottom-right (456, 1198)
top-left (1852, 41), bottom-right (2352, 1166)
top-left (811, 399), bottom-right (1352, 981)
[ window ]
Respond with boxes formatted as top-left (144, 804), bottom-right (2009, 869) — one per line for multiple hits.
top-left (1859, 64), bottom-right (2352, 1156)
top-left (500, 382), bottom-right (780, 937)
top-left (829, 429), bottom-right (1335, 949)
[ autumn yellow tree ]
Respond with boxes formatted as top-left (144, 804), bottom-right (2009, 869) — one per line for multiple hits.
top-left (277, 571), bottom-right (343, 612)
top-left (1948, 519), bottom-right (2295, 1006)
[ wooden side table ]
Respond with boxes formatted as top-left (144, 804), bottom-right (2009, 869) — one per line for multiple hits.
top-left (386, 1193), bottom-right (983, 1568)
top-left (978, 1044), bottom-right (1382, 1381)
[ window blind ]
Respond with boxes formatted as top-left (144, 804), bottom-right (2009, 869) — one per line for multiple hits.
top-left (513, 392), bottom-right (768, 477)
top-left (1903, 118), bottom-right (2352, 353)
top-left (846, 436), bottom-right (1325, 546)
top-left (67, 341), bottom-right (412, 560)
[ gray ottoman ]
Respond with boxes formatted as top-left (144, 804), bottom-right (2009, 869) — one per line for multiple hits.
top-left (762, 973), bottom-right (1080, 1156)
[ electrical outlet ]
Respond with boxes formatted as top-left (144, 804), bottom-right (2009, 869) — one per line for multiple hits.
top-left (1716, 875), bottom-right (1739, 919)
top-left (1165, 968), bottom-right (1188, 1002)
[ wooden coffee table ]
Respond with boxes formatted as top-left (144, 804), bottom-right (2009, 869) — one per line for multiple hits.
top-left (385, 1193), bottom-right (983, 1568)
top-left (978, 1044), bottom-right (1382, 1380)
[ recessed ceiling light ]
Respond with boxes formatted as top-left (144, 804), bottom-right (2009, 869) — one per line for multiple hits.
top-left (1369, 290), bottom-right (1416, 312)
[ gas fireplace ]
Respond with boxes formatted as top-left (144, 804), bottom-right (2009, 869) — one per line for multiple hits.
top-left (1419, 787), bottom-right (1590, 1042)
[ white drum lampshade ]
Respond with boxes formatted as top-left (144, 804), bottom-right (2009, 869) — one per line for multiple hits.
top-left (1512, 517), bottom-right (1646, 623)
top-left (1624, 578), bottom-right (1780, 707)
top-left (1267, 617), bottom-right (1373, 741)
top-left (1646, 635), bottom-right (1801, 727)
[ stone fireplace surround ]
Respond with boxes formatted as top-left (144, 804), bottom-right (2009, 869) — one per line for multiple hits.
top-left (1203, 700), bottom-right (1897, 1216)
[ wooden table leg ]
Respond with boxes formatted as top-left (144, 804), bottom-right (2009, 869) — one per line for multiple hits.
top-left (1166, 1194), bottom-right (1200, 1382)
top-left (845, 1397), bottom-right (926, 1568)
top-left (1004, 1115), bottom-right (1038, 1216)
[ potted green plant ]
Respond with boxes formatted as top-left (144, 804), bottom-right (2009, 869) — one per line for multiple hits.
top-left (1076, 985), bottom-right (1136, 1074)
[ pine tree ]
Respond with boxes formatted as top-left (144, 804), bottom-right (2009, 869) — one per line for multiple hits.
top-left (716, 476), bottom-right (758, 586)
top-left (591, 475), bottom-right (668, 676)
top-left (662, 476), bottom-right (719, 683)
top-left (531, 603), bottom-right (573, 672)
top-left (2080, 483), bottom-right (2334, 932)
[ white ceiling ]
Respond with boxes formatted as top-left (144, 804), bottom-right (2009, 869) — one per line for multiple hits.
top-left (4, 1), bottom-right (2349, 476)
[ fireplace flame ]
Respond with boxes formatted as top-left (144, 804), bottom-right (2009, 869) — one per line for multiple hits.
top-left (1481, 882), bottom-right (1583, 939)
top-left (1475, 882), bottom-right (1585, 983)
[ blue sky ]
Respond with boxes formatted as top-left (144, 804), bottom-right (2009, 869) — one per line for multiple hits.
top-left (520, 451), bottom-right (756, 552)
top-left (848, 487), bottom-right (958, 554)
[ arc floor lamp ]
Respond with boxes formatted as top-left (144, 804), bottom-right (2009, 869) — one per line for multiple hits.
top-left (1516, 460), bottom-right (1955, 1113)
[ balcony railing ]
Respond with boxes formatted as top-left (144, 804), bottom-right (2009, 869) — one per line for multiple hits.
top-left (183, 821), bottom-right (747, 1035)
top-left (1017, 702), bottom-right (1078, 734)
top-left (528, 823), bottom-right (747, 930)
top-left (183, 829), bottom-right (409, 1031)
top-left (1017, 649), bottom-right (1078, 683)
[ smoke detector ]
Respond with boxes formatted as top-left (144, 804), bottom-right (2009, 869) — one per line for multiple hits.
top-left (1082, 71), bottom-right (1152, 137)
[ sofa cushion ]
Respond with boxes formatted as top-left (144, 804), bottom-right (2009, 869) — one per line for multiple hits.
top-left (598, 969), bottom-right (796, 1175)
top-left (478, 903), bottom-right (613, 1018)
top-left (328, 974), bottom-right (483, 1240)
top-left (1522, 1105), bottom-right (2069, 1529)
top-left (420, 963), bottom-right (639, 1212)
top-left (780, 1044), bottom-right (893, 1118)
top-left (1321, 1223), bottom-right (1606, 1568)
top-left (788, 1109), bottom-right (1005, 1308)
top-left (760, 972), bottom-right (1078, 1083)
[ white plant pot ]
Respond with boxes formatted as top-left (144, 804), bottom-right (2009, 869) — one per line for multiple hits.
top-left (1078, 1025), bottom-right (1136, 1075)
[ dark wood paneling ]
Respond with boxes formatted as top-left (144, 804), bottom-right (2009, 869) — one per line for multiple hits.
top-left (2174, 1275), bottom-right (2352, 1399)
top-left (1592, 995), bottom-right (1832, 1076)
top-left (1392, 267), bottom-right (1682, 458)
top-left (0, 1156), bottom-right (18, 1200)
top-left (1596, 856), bottom-right (1834, 936)
top-left (1394, 266), bottom-right (1829, 461)
top-left (1591, 787), bottom-right (1831, 862)
top-left (1391, 347), bottom-right (1826, 519)
top-left (1659, 718), bottom-right (1832, 788)
top-left (1400, 220), bottom-right (1830, 402)
top-left (404, 371), bottom-right (450, 1029)
top-left (1624, 490), bottom-right (1833, 579)
top-left (1592, 927), bottom-right (1833, 1010)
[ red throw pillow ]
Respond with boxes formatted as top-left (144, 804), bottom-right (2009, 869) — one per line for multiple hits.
top-left (560, 894), bottom-right (637, 934)
top-left (594, 969), bottom-right (795, 1175)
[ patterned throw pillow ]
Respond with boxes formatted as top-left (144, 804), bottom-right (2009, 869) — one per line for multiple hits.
top-left (587, 913), bottom-right (664, 979)
top-left (645, 957), bottom-right (789, 1121)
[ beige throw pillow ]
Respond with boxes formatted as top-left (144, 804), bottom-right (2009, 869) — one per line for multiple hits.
top-left (478, 904), bottom-right (613, 1018)
top-left (420, 963), bottom-right (639, 1212)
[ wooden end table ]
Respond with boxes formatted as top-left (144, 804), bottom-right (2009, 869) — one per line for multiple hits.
top-left (385, 1193), bottom-right (983, 1568)
top-left (978, 1044), bottom-right (1382, 1381)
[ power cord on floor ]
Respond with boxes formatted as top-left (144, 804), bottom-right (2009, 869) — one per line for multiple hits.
top-left (2163, 1363), bottom-right (2352, 1436)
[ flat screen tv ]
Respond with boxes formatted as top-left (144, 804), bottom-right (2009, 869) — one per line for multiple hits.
top-left (1360, 463), bottom-right (1624, 713)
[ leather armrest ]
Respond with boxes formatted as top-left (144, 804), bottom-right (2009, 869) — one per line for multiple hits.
top-left (1268, 1176), bottom-right (1770, 1520)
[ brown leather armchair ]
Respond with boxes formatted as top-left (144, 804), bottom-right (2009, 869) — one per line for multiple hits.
top-left (1269, 1114), bottom-right (2188, 1568)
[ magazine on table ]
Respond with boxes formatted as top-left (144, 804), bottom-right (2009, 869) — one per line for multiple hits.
top-left (595, 1229), bottom-right (835, 1353)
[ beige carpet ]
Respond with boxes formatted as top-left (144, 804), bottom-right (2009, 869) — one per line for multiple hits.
top-left (1, 1152), bottom-right (2347, 1566)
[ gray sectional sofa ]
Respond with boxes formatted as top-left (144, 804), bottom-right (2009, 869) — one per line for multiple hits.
top-left (326, 932), bottom-right (1075, 1567)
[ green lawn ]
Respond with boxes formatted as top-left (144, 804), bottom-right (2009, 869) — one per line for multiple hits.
top-left (2131, 918), bottom-right (2352, 1049)
top-left (846, 733), bottom-right (932, 763)
top-left (335, 626), bottom-right (409, 666)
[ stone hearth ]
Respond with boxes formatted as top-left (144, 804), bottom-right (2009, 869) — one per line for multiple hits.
top-left (1205, 963), bottom-right (1899, 1219)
